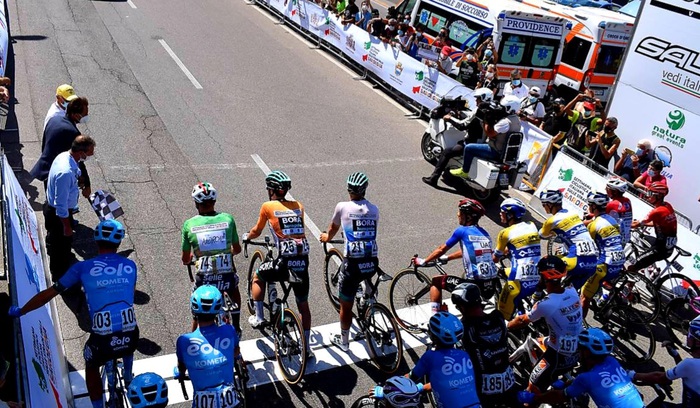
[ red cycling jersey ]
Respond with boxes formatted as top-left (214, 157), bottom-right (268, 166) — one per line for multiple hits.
top-left (606, 197), bottom-right (633, 244)
top-left (642, 202), bottom-right (677, 248)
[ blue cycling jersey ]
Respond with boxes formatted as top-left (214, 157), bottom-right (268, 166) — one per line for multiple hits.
top-left (56, 254), bottom-right (137, 334)
top-left (445, 225), bottom-right (496, 281)
top-left (411, 347), bottom-right (480, 408)
top-left (565, 356), bottom-right (643, 408)
top-left (176, 324), bottom-right (238, 392)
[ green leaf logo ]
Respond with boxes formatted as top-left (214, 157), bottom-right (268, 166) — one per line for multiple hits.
top-left (415, 70), bottom-right (424, 81)
top-left (666, 110), bottom-right (685, 131)
top-left (694, 253), bottom-right (700, 271)
top-left (364, 41), bottom-right (371, 50)
top-left (558, 168), bottom-right (573, 182)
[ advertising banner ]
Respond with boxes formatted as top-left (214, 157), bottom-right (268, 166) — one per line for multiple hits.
top-left (607, 0), bottom-right (700, 226)
top-left (2, 157), bottom-right (68, 407)
top-left (534, 153), bottom-right (700, 283)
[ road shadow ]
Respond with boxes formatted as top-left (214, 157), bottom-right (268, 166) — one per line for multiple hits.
top-left (11, 35), bottom-right (48, 42)
top-left (133, 289), bottom-right (150, 305)
top-left (60, 288), bottom-right (92, 332)
top-left (136, 337), bottom-right (161, 356)
top-left (72, 224), bottom-right (97, 260)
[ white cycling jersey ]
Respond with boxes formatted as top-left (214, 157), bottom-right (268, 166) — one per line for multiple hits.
top-left (666, 358), bottom-right (700, 407)
top-left (527, 286), bottom-right (583, 355)
top-left (332, 199), bottom-right (379, 259)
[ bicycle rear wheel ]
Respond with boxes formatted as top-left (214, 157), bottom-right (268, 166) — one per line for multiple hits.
top-left (246, 251), bottom-right (264, 315)
top-left (388, 268), bottom-right (432, 334)
top-left (663, 297), bottom-right (700, 353)
top-left (363, 303), bottom-right (403, 374)
top-left (234, 359), bottom-right (249, 408)
top-left (324, 248), bottom-right (344, 313)
top-left (274, 307), bottom-right (307, 384)
top-left (655, 273), bottom-right (700, 305)
top-left (604, 306), bottom-right (655, 363)
top-left (619, 272), bottom-right (660, 324)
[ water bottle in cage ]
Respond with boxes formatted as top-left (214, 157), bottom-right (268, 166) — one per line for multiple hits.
top-left (268, 283), bottom-right (279, 314)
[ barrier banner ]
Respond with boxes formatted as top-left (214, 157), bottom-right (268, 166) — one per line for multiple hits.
top-left (2, 157), bottom-right (68, 407)
top-left (534, 153), bottom-right (700, 283)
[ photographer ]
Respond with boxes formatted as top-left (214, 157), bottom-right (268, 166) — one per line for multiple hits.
top-left (422, 88), bottom-right (493, 187)
top-left (562, 92), bottom-right (604, 155)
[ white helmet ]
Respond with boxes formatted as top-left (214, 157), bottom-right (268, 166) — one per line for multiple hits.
top-left (529, 86), bottom-right (542, 97)
top-left (606, 178), bottom-right (628, 193)
top-left (473, 88), bottom-right (493, 103)
top-left (192, 182), bottom-right (218, 203)
top-left (500, 95), bottom-right (521, 115)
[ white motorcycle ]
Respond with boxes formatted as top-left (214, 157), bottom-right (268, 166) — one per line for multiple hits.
top-left (420, 89), bottom-right (527, 203)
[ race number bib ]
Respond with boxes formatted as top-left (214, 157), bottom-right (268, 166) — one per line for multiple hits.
top-left (346, 240), bottom-right (377, 258)
top-left (196, 253), bottom-right (234, 274)
top-left (279, 238), bottom-right (310, 256)
top-left (481, 366), bottom-right (516, 395)
top-left (194, 385), bottom-right (238, 408)
top-left (192, 223), bottom-right (229, 253)
top-left (574, 240), bottom-right (598, 256)
top-left (558, 335), bottom-right (578, 354)
top-left (476, 262), bottom-right (496, 279)
top-left (605, 250), bottom-right (625, 265)
top-left (92, 310), bottom-right (113, 335)
top-left (517, 262), bottom-right (539, 282)
top-left (119, 306), bottom-right (137, 332)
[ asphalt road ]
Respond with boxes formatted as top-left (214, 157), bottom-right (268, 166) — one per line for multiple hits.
top-left (5, 0), bottom-right (687, 406)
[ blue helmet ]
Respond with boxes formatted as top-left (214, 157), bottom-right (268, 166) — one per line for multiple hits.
top-left (688, 316), bottom-right (700, 342)
top-left (428, 311), bottom-right (463, 346)
top-left (94, 219), bottom-right (125, 244)
top-left (127, 372), bottom-right (168, 408)
top-left (190, 285), bottom-right (223, 315)
top-left (500, 198), bottom-right (527, 219)
top-left (578, 328), bottom-right (614, 355)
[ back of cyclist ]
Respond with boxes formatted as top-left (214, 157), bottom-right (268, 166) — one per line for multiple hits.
top-left (539, 190), bottom-right (598, 291)
top-left (351, 376), bottom-right (423, 408)
top-left (605, 178), bottom-right (633, 246)
top-left (453, 283), bottom-right (519, 407)
top-left (409, 312), bottom-right (481, 408)
top-left (415, 198), bottom-right (497, 314)
top-left (520, 328), bottom-right (644, 408)
top-left (581, 192), bottom-right (625, 318)
top-left (627, 182), bottom-right (677, 274)
top-left (128, 372), bottom-right (169, 408)
top-left (320, 172), bottom-right (379, 352)
top-left (175, 285), bottom-right (242, 407)
top-left (243, 170), bottom-right (313, 356)
top-left (508, 256), bottom-right (584, 394)
top-left (182, 182), bottom-right (242, 333)
top-left (9, 220), bottom-right (138, 408)
top-left (494, 198), bottom-right (541, 319)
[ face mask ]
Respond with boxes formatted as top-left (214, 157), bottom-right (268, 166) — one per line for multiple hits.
top-left (529, 96), bottom-right (537, 103)
top-left (61, 101), bottom-right (69, 109)
top-left (404, 18), bottom-right (410, 23)
top-left (398, 30), bottom-right (404, 36)
top-left (512, 79), bottom-right (521, 86)
top-left (387, 25), bottom-right (395, 30)
top-left (79, 114), bottom-right (90, 124)
top-left (78, 153), bottom-right (88, 163)
top-left (485, 72), bottom-right (494, 79)
top-left (647, 170), bottom-right (656, 177)
top-left (362, 5), bottom-right (367, 11)
top-left (604, 125), bottom-right (614, 133)
top-left (583, 109), bottom-right (592, 117)
top-left (416, 32), bottom-right (422, 37)
top-left (635, 148), bottom-right (644, 156)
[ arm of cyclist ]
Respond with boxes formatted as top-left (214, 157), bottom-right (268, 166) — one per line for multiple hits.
top-left (320, 223), bottom-right (341, 243)
top-left (492, 228), bottom-right (509, 262)
top-left (506, 312), bottom-right (530, 331)
top-left (417, 244), bottom-right (460, 265)
top-left (538, 217), bottom-right (555, 239)
top-left (9, 286), bottom-right (60, 317)
top-left (246, 207), bottom-right (268, 241)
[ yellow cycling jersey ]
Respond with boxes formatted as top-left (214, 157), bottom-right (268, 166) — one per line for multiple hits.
top-left (539, 209), bottom-right (598, 258)
top-left (587, 214), bottom-right (625, 266)
top-left (495, 221), bottom-right (541, 284)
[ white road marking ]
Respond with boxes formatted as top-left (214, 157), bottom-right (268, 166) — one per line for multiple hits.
top-left (126, 0), bottom-right (137, 9)
top-left (158, 39), bottom-right (203, 90)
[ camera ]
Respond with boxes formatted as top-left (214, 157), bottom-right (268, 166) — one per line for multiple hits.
top-left (477, 101), bottom-right (507, 125)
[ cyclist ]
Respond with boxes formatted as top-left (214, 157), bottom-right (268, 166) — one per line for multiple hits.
top-left (538, 189), bottom-right (598, 291)
top-left (351, 376), bottom-right (423, 408)
top-left (181, 182), bottom-right (242, 333)
top-left (494, 197), bottom-right (541, 319)
top-left (408, 311), bottom-right (481, 408)
top-left (627, 182), bottom-right (677, 274)
top-left (175, 285), bottom-right (243, 407)
top-left (580, 192), bottom-right (625, 318)
top-left (452, 283), bottom-right (519, 407)
top-left (519, 328), bottom-right (644, 408)
top-left (415, 198), bottom-right (497, 314)
top-left (127, 372), bottom-right (169, 408)
top-left (243, 170), bottom-right (313, 357)
top-left (9, 220), bottom-right (138, 408)
top-left (605, 178), bottom-right (633, 246)
top-left (320, 172), bottom-right (379, 352)
top-left (508, 256), bottom-right (584, 394)
top-left (633, 316), bottom-right (700, 407)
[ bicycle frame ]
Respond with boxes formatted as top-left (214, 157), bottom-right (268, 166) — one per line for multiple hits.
top-left (244, 238), bottom-right (296, 322)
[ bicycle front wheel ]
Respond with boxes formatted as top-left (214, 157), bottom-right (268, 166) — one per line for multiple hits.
top-left (274, 307), bottom-right (307, 384)
top-left (324, 248), bottom-right (344, 313)
top-left (620, 272), bottom-right (660, 324)
top-left (246, 250), bottom-right (264, 315)
top-left (605, 306), bottom-right (655, 363)
top-left (664, 297), bottom-right (700, 352)
top-left (388, 268), bottom-right (432, 334)
top-left (655, 273), bottom-right (700, 304)
top-left (364, 303), bottom-right (403, 374)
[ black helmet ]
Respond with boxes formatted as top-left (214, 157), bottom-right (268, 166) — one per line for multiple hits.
top-left (451, 283), bottom-right (482, 308)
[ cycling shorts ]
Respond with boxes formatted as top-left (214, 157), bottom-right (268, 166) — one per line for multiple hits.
top-left (432, 275), bottom-right (499, 300)
top-left (338, 257), bottom-right (378, 303)
top-left (194, 271), bottom-right (239, 297)
top-left (581, 263), bottom-right (623, 300)
top-left (632, 244), bottom-right (673, 272)
top-left (529, 346), bottom-right (578, 392)
top-left (256, 255), bottom-right (310, 303)
top-left (561, 255), bottom-right (597, 290)
top-left (498, 279), bottom-right (537, 320)
top-left (83, 327), bottom-right (139, 369)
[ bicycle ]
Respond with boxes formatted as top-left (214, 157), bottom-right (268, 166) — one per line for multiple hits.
top-left (102, 358), bottom-right (129, 408)
top-left (388, 256), bottom-right (501, 334)
top-left (243, 237), bottom-right (307, 384)
top-left (664, 292), bottom-right (700, 352)
top-left (177, 359), bottom-right (250, 408)
top-left (322, 239), bottom-right (404, 373)
top-left (186, 263), bottom-right (238, 328)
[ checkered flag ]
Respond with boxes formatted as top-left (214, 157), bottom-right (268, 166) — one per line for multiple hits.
top-left (89, 190), bottom-right (124, 221)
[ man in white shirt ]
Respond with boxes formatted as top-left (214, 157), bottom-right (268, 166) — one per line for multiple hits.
top-left (520, 86), bottom-right (546, 126)
top-left (43, 84), bottom-right (78, 131)
top-left (502, 69), bottom-right (529, 100)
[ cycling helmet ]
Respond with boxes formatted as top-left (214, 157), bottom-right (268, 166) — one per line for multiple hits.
top-left (94, 219), bottom-right (125, 244)
top-left (606, 178), bottom-right (628, 193)
top-left (190, 285), bottom-right (223, 315)
top-left (500, 197), bottom-right (527, 219)
top-left (451, 282), bottom-right (482, 309)
top-left (500, 95), bottom-right (522, 115)
top-left (428, 311), bottom-right (463, 346)
top-left (647, 182), bottom-right (668, 197)
top-left (127, 372), bottom-right (169, 408)
top-left (539, 189), bottom-right (563, 204)
top-left (347, 172), bottom-right (369, 195)
top-left (537, 256), bottom-right (567, 281)
top-left (578, 328), bottom-right (614, 356)
top-left (586, 191), bottom-right (610, 208)
top-left (688, 316), bottom-right (700, 341)
top-left (191, 182), bottom-right (217, 203)
top-left (266, 170), bottom-right (292, 191)
top-left (458, 198), bottom-right (486, 218)
top-left (383, 376), bottom-right (422, 407)
top-left (473, 87), bottom-right (494, 103)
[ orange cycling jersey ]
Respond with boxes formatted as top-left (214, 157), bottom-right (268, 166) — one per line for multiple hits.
top-left (250, 200), bottom-right (309, 256)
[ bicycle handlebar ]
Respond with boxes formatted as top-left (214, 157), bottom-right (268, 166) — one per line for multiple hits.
top-left (186, 262), bottom-right (195, 283)
top-left (243, 236), bottom-right (274, 258)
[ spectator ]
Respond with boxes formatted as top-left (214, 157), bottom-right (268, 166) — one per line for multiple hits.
top-left (503, 69), bottom-right (529, 99)
top-left (382, 18), bottom-right (398, 42)
top-left (395, 25), bottom-right (411, 51)
top-left (430, 46), bottom-right (453, 75)
top-left (614, 139), bottom-right (654, 182)
top-left (541, 97), bottom-right (572, 145)
top-left (476, 38), bottom-right (497, 67)
top-left (30, 97), bottom-right (92, 196)
top-left (341, 0), bottom-right (359, 24)
top-left (44, 84), bottom-right (78, 131)
top-left (586, 117), bottom-right (620, 168)
top-left (520, 86), bottom-right (546, 125)
top-left (335, 0), bottom-right (347, 14)
top-left (478, 63), bottom-right (499, 96)
top-left (44, 135), bottom-right (96, 281)
top-left (561, 93), bottom-right (604, 154)
top-left (407, 24), bottom-right (428, 60)
top-left (367, 9), bottom-right (384, 36)
top-left (401, 13), bottom-right (411, 26)
top-left (456, 50), bottom-right (480, 88)
top-left (633, 160), bottom-right (667, 192)
top-left (432, 28), bottom-right (449, 49)
top-left (356, 0), bottom-right (373, 30)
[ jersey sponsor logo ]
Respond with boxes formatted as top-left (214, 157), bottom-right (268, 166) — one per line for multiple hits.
top-left (481, 346), bottom-right (508, 359)
top-left (441, 355), bottom-right (474, 376)
top-left (287, 259), bottom-right (307, 268)
top-left (110, 335), bottom-right (131, 348)
top-left (599, 366), bottom-right (630, 388)
top-left (273, 209), bottom-right (301, 217)
top-left (90, 261), bottom-right (135, 277)
top-left (190, 222), bottom-right (229, 233)
top-left (186, 336), bottom-right (232, 357)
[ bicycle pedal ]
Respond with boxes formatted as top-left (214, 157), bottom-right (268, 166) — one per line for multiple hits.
top-left (353, 332), bottom-right (366, 341)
